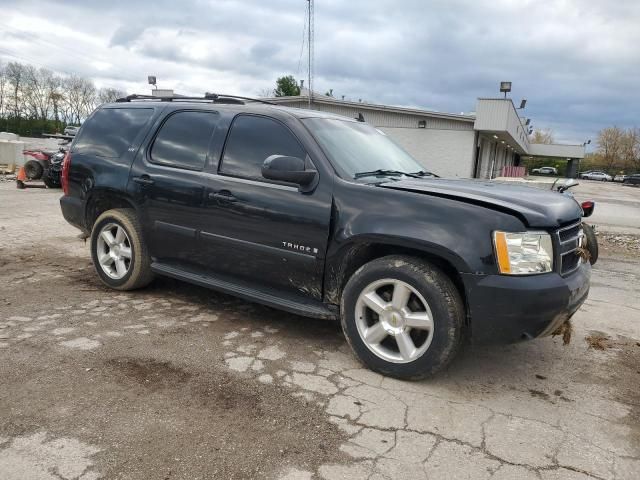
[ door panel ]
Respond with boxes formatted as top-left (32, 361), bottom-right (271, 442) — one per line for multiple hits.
top-left (129, 166), bottom-right (206, 265)
top-left (127, 110), bottom-right (219, 267)
top-left (200, 115), bottom-right (333, 299)
top-left (201, 175), bottom-right (332, 298)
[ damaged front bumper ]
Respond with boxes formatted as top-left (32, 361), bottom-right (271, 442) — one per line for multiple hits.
top-left (461, 262), bottom-right (591, 344)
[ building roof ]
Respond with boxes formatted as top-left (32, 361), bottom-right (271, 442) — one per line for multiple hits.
top-left (266, 95), bottom-right (476, 123)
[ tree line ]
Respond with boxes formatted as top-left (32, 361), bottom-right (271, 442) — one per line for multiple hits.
top-left (0, 61), bottom-right (126, 137)
top-left (527, 126), bottom-right (640, 175)
top-left (582, 126), bottom-right (640, 174)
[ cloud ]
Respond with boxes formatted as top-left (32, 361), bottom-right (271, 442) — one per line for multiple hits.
top-left (109, 25), bottom-right (146, 47)
top-left (0, 0), bottom-right (638, 144)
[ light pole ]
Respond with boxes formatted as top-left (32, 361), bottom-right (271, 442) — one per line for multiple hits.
top-left (500, 81), bottom-right (512, 99)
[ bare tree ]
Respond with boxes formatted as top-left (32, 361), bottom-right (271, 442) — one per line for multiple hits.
top-left (529, 128), bottom-right (555, 144)
top-left (0, 62), bottom-right (7, 121)
top-left (620, 127), bottom-right (640, 172)
top-left (23, 66), bottom-right (57, 124)
top-left (597, 126), bottom-right (625, 171)
top-left (79, 78), bottom-right (97, 119)
top-left (64, 75), bottom-right (96, 124)
top-left (6, 61), bottom-right (25, 119)
top-left (97, 87), bottom-right (126, 104)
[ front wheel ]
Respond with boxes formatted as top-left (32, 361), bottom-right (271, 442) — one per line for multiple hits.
top-left (582, 223), bottom-right (598, 265)
top-left (43, 170), bottom-right (61, 188)
top-left (90, 208), bottom-right (154, 290)
top-left (340, 255), bottom-right (464, 380)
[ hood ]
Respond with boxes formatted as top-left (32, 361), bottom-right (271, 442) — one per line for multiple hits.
top-left (379, 178), bottom-right (582, 228)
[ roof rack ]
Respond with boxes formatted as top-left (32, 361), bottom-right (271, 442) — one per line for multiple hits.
top-left (115, 93), bottom-right (276, 106)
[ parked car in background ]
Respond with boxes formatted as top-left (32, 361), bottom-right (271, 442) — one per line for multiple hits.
top-left (531, 166), bottom-right (558, 175)
top-left (580, 171), bottom-right (612, 181)
top-left (614, 174), bottom-right (629, 182)
top-left (622, 174), bottom-right (640, 186)
top-left (64, 125), bottom-right (80, 136)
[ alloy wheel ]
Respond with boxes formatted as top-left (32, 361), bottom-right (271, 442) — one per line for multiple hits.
top-left (96, 223), bottom-right (132, 280)
top-left (354, 278), bottom-right (434, 363)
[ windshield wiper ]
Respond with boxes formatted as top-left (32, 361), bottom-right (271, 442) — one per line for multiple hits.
top-left (354, 169), bottom-right (422, 179)
top-left (410, 170), bottom-right (440, 178)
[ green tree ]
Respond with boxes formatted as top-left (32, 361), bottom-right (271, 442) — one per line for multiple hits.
top-left (274, 75), bottom-right (300, 97)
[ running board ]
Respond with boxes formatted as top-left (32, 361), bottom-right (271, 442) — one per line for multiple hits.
top-left (151, 262), bottom-right (337, 320)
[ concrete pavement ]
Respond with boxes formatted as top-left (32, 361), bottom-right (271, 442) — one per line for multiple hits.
top-left (0, 182), bottom-right (638, 479)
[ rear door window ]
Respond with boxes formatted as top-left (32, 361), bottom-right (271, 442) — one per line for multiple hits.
top-left (73, 108), bottom-right (154, 159)
top-left (150, 111), bottom-right (219, 171)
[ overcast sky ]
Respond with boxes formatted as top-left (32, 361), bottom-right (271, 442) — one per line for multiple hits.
top-left (1, 0), bottom-right (638, 147)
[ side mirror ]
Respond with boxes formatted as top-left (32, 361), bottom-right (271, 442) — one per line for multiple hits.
top-left (262, 155), bottom-right (318, 191)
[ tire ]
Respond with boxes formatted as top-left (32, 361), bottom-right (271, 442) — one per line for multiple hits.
top-left (340, 255), bottom-right (465, 380)
top-left (582, 223), bottom-right (598, 265)
top-left (90, 208), bottom-right (154, 290)
top-left (24, 160), bottom-right (44, 180)
top-left (43, 170), bottom-right (61, 188)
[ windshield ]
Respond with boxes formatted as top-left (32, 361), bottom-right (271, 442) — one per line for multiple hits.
top-left (302, 118), bottom-right (425, 180)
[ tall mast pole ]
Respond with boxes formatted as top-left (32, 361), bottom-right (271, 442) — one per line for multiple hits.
top-left (307, 0), bottom-right (313, 109)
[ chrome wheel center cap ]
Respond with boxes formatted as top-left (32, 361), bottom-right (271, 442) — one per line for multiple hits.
top-left (381, 308), bottom-right (406, 336)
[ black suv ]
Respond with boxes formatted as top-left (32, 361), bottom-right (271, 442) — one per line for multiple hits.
top-left (60, 94), bottom-right (590, 379)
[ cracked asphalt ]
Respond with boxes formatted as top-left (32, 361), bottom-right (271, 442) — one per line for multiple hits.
top-left (0, 182), bottom-right (638, 480)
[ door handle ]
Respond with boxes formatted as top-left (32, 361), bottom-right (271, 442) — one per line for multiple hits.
top-left (133, 175), bottom-right (155, 186)
top-left (208, 190), bottom-right (237, 203)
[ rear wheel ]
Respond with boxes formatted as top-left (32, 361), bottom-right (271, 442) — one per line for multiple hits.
top-left (24, 160), bottom-right (44, 180)
top-left (340, 255), bottom-right (464, 380)
top-left (90, 208), bottom-right (154, 290)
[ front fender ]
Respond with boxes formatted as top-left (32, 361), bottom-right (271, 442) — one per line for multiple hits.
top-left (323, 180), bottom-right (527, 303)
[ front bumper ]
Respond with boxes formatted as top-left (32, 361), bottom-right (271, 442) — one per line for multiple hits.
top-left (461, 262), bottom-right (591, 344)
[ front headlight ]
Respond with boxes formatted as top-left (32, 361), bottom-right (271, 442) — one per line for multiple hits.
top-left (493, 231), bottom-right (554, 275)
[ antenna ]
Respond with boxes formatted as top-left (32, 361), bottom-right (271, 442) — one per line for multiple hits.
top-left (307, 0), bottom-right (314, 109)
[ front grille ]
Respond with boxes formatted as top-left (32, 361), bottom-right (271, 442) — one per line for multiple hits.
top-left (558, 223), bottom-right (580, 243)
top-left (555, 221), bottom-right (584, 276)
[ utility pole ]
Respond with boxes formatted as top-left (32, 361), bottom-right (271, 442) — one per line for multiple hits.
top-left (307, 0), bottom-right (314, 109)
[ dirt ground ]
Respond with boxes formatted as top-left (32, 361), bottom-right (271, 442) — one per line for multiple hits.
top-left (0, 182), bottom-right (639, 480)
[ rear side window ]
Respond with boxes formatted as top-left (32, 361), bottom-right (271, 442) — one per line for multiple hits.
top-left (220, 115), bottom-right (306, 181)
top-left (150, 111), bottom-right (219, 171)
top-left (73, 108), bottom-right (153, 159)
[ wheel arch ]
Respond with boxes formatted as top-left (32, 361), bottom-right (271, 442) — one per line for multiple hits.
top-left (84, 189), bottom-right (138, 231)
top-left (324, 238), bottom-right (470, 323)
